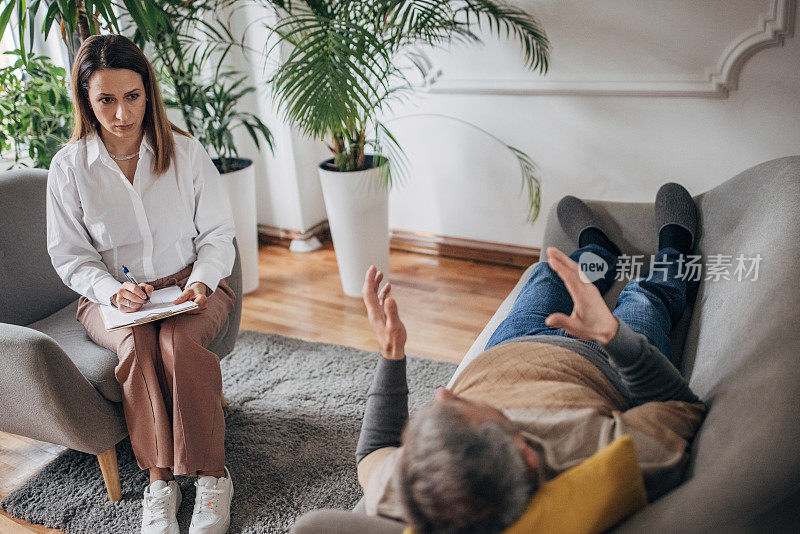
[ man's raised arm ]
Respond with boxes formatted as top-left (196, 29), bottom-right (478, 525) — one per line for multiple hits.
top-left (356, 266), bottom-right (410, 489)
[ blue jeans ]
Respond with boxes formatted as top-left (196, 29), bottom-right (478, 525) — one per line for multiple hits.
top-left (485, 244), bottom-right (695, 405)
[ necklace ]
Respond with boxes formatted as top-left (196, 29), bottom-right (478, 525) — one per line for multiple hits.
top-left (108, 150), bottom-right (139, 161)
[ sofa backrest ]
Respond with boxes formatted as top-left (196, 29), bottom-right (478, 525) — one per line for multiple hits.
top-left (0, 169), bottom-right (80, 325)
top-left (647, 156), bottom-right (800, 531)
top-left (540, 156), bottom-right (800, 531)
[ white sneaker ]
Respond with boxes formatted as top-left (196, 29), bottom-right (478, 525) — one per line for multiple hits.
top-left (189, 466), bottom-right (233, 534)
top-left (141, 479), bottom-right (181, 534)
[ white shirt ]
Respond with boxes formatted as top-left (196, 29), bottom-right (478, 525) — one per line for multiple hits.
top-left (46, 130), bottom-right (236, 305)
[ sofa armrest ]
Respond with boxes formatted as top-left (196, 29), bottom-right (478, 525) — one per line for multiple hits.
top-left (0, 323), bottom-right (126, 454)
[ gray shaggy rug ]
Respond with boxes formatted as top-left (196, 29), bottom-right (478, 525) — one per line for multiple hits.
top-left (1, 330), bottom-right (457, 533)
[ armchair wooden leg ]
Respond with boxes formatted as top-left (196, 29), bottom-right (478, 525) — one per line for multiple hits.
top-left (97, 445), bottom-right (121, 502)
top-left (221, 393), bottom-right (228, 409)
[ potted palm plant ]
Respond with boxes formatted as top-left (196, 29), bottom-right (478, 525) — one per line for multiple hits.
top-left (260, 0), bottom-right (550, 296)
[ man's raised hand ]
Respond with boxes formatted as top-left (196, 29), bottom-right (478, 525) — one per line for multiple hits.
top-left (544, 247), bottom-right (619, 344)
top-left (361, 266), bottom-right (407, 360)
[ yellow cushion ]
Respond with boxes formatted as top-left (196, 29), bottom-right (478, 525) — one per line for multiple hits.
top-left (403, 435), bottom-right (647, 534)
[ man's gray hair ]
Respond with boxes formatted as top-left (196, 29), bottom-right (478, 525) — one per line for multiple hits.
top-left (398, 402), bottom-right (537, 534)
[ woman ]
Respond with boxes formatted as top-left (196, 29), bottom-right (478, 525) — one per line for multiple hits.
top-left (46, 34), bottom-right (236, 534)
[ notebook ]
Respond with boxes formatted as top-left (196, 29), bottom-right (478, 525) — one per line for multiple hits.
top-left (99, 286), bottom-right (198, 331)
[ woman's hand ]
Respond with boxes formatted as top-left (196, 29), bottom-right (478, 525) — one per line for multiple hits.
top-left (544, 246), bottom-right (620, 344)
top-left (362, 266), bottom-right (407, 360)
top-left (112, 282), bottom-right (153, 313)
top-left (174, 282), bottom-right (209, 313)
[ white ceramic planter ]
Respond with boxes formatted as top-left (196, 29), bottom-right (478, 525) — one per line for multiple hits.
top-left (318, 158), bottom-right (390, 297)
top-left (219, 158), bottom-right (259, 294)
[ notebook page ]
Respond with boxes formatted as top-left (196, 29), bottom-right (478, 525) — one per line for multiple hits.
top-left (99, 286), bottom-right (197, 329)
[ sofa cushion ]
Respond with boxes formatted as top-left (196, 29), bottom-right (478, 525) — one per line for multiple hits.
top-left (27, 300), bottom-right (122, 403)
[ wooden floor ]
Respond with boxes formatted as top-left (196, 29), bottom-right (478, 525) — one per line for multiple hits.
top-left (242, 244), bottom-right (524, 363)
top-left (0, 244), bottom-right (524, 533)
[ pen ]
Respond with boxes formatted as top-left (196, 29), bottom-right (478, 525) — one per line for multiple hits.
top-left (122, 265), bottom-right (150, 303)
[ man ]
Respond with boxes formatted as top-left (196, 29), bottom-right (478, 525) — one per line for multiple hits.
top-left (356, 184), bottom-right (707, 534)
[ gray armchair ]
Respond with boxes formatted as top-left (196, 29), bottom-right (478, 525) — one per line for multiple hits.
top-left (292, 156), bottom-right (800, 533)
top-left (0, 168), bottom-right (243, 501)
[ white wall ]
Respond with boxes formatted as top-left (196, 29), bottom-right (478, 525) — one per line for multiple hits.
top-left (382, 0), bottom-right (800, 248)
top-left (218, 1), bottom-right (329, 232)
top-left (232, 0), bottom-right (800, 247)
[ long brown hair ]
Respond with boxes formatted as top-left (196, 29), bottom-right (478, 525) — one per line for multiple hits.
top-left (69, 34), bottom-right (190, 175)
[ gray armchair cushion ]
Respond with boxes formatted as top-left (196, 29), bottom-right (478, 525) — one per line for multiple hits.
top-left (0, 323), bottom-right (127, 454)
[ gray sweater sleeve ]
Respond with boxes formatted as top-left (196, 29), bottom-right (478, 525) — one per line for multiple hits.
top-left (601, 319), bottom-right (701, 405)
top-left (355, 357), bottom-right (409, 464)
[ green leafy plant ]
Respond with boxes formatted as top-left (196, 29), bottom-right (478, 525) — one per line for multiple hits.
top-left (0, 0), bottom-right (169, 64)
top-left (1, 0), bottom-right (273, 174)
top-left (162, 62), bottom-right (275, 174)
top-left (0, 50), bottom-right (73, 169)
top-left (255, 0), bottom-right (550, 221)
top-left (126, 0), bottom-right (273, 174)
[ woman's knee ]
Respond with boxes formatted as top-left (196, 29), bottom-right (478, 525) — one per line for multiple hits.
top-left (114, 327), bottom-right (159, 378)
top-left (159, 319), bottom-right (180, 354)
top-left (115, 325), bottom-right (157, 358)
top-left (115, 329), bottom-right (136, 357)
top-left (159, 318), bottom-right (215, 368)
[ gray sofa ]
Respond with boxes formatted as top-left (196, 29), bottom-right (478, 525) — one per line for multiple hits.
top-left (292, 156), bottom-right (800, 533)
top-left (0, 168), bottom-right (243, 501)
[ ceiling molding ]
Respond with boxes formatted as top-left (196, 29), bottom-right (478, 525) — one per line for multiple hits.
top-left (708, 0), bottom-right (796, 95)
top-left (426, 0), bottom-right (796, 98)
